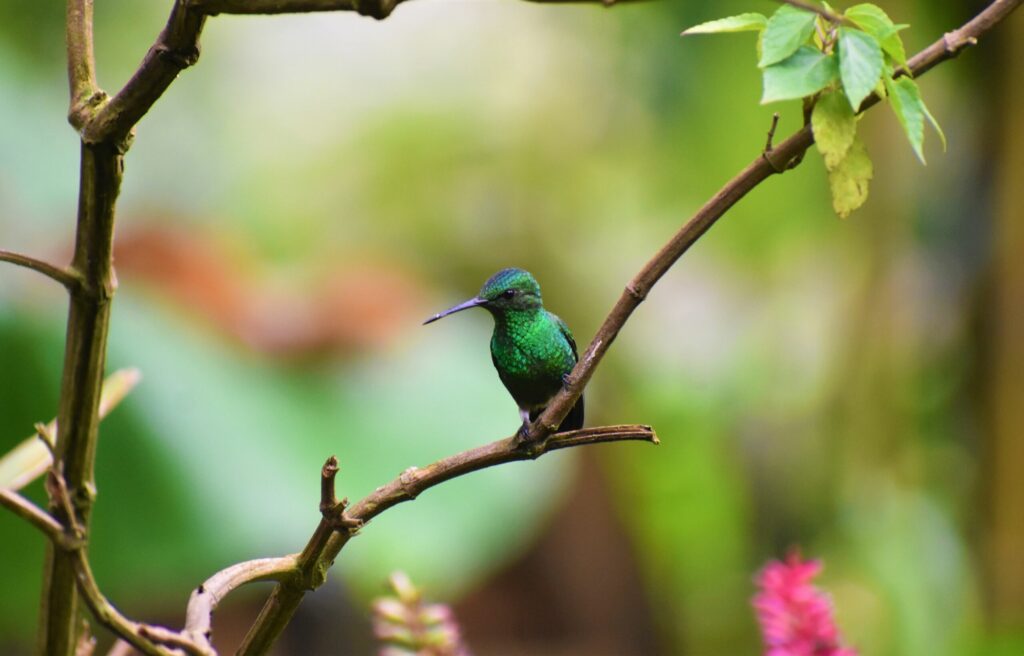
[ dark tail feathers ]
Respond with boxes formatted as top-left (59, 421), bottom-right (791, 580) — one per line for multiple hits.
top-left (530, 395), bottom-right (584, 432)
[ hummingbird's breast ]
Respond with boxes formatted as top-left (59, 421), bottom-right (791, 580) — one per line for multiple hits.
top-left (490, 310), bottom-right (576, 410)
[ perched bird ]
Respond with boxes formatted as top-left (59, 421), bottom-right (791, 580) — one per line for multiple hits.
top-left (424, 268), bottom-right (584, 435)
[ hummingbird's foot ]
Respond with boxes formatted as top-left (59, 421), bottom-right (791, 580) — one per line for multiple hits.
top-left (515, 422), bottom-right (532, 444)
top-left (561, 373), bottom-right (572, 388)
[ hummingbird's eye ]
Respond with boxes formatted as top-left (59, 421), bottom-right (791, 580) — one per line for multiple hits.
top-left (502, 289), bottom-right (516, 299)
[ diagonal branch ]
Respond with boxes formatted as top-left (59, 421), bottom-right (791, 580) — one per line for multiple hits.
top-left (530, 0), bottom-right (1024, 441)
top-left (0, 249), bottom-right (80, 290)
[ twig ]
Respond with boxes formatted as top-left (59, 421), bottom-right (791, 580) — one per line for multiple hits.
top-left (775, 0), bottom-right (848, 25)
top-left (234, 424), bottom-right (657, 654)
top-left (0, 249), bottom-right (79, 290)
top-left (66, 0), bottom-right (102, 128)
top-left (0, 488), bottom-right (73, 547)
top-left (182, 556), bottom-right (298, 651)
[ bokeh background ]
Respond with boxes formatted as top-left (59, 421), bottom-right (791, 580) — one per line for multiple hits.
top-left (1, 0), bottom-right (1022, 654)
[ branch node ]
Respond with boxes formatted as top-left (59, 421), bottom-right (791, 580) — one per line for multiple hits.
top-left (398, 467), bottom-right (420, 499)
top-left (68, 90), bottom-right (108, 131)
top-left (155, 42), bottom-right (201, 70)
top-left (625, 282), bottom-right (647, 302)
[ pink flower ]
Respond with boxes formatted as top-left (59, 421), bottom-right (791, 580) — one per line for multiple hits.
top-left (752, 552), bottom-right (857, 656)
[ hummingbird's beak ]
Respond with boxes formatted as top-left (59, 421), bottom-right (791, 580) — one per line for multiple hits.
top-left (423, 296), bottom-right (487, 325)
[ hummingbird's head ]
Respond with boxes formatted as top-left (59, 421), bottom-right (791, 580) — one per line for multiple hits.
top-left (423, 267), bottom-right (542, 325)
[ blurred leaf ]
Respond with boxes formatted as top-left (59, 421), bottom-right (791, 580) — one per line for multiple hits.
top-left (838, 27), bottom-right (883, 110)
top-left (845, 4), bottom-right (908, 67)
top-left (759, 5), bottom-right (818, 68)
top-left (682, 13), bottom-right (767, 36)
top-left (812, 89), bottom-right (858, 169)
top-left (762, 47), bottom-right (839, 104)
top-left (0, 369), bottom-right (140, 491)
top-left (828, 135), bottom-right (873, 218)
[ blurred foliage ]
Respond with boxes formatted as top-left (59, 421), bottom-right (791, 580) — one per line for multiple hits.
top-left (1, 0), bottom-right (1021, 654)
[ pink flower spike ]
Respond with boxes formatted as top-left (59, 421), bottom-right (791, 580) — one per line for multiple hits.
top-left (752, 552), bottom-right (857, 656)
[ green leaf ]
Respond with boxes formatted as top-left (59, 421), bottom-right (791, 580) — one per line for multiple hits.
top-left (838, 27), bottom-right (884, 110)
top-left (682, 13), bottom-right (767, 36)
top-left (828, 135), bottom-right (873, 218)
top-left (812, 90), bottom-right (857, 169)
top-left (759, 5), bottom-right (818, 68)
top-left (761, 46), bottom-right (839, 104)
top-left (845, 4), bottom-right (909, 66)
top-left (884, 75), bottom-right (926, 163)
top-left (921, 98), bottom-right (947, 151)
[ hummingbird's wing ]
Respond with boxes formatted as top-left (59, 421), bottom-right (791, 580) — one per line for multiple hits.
top-left (552, 314), bottom-right (579, 363)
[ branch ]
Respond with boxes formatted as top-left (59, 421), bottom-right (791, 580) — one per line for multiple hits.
top-left (182, 557), bottom-right (298, 651)
top-left (66, 0), bottom-right (102, 128)
top-left (529, 0), bottom-right (1023, 441)
top-left (234, 424), bottom-right (657, 654)
top-left (0, 488), bottom-right (71, 547)
top-left (0, 249), bottom-right (79, 290)
top-left (775, 0), bottom-right (848, 25)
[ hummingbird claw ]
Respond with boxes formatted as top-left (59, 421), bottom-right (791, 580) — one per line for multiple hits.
top-left (561, 373), bottom-right (572, 388)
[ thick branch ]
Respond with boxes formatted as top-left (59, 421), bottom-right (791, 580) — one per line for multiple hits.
top-left (531, 0), bottom-right (1023, 440)
top-left (39, 144), bottom-right (125, 656)
top-left (0, 249), bottom-right (80, 290)
top-left (234, 424), bottom-right (656, 654)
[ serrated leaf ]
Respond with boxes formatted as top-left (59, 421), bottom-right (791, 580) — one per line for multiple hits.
top-left (828, 135), bottom-right (873, 218)
top-left (838, 27), bottom-right (884, 110)
top-left (885, 75), bottom-right (926, 163)
top-left (759, 5), bottom-right (818, 68)
top-left (682, 13), bottom-right (767, 35)
top-left (812, 90), bottom-right (857, 169)
top-left (761, 46), bottom-right (839, 104)
top-left (846, 4), bottom-right (908, 66)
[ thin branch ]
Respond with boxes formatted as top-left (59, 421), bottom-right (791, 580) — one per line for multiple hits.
top-left (234, 424), bottom-right (656, 654)
top-left (0, 249), bottom-right (79, 290)
top-left (66, 0), bottom-right (102, 128)
top-left (775, 0), bottom-right (848, 25)
top-left (182, 556), bottom-right (298, 652)
top-left (0, 488), bottom-right (70, 546)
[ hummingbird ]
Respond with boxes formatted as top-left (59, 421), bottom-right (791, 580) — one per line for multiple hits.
top-left (424, 268), bottom-right (584, 436)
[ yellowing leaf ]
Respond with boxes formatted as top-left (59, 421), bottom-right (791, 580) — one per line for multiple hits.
top-left (829, 135), bottom-right (873, 218)
top-left (812, 90), bottom-right (858, 169)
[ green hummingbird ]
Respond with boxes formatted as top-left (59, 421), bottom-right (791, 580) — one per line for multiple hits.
top-left (424, 268), bottom-right (584, 435)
